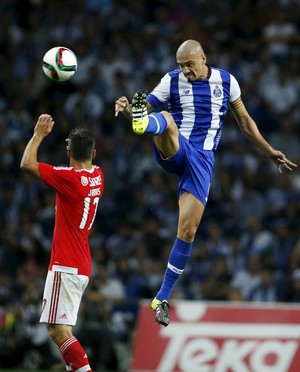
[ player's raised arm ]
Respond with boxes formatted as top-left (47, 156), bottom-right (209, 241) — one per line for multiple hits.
top-left (20, 114), bottom-right (54, 177)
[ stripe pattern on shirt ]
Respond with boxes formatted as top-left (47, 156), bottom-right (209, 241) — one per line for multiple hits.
top-left (148, 67), bottom-right (240, 151)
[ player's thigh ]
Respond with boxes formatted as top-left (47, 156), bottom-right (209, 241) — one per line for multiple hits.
top-left (153, 111), bottom-right (179, 157)
top-left (177, 192), bottom-right (205, 236)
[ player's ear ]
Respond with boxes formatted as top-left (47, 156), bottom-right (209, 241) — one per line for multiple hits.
top-left (92, 149), bottom-right (96, 160)
top-left (66, 149), bottom-right (71, 158)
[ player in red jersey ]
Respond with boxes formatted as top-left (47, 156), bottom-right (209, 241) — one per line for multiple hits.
top-left (20, 114), bottom-right (104, 372)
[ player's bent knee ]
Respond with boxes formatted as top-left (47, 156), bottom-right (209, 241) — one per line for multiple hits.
top-left (178, 228), bottom-right (197, 242)
top-left (161, 111), bottom-right (175, 126)
top-left (48, 324), bottom-right (72, 345)
top-left (160, 111), bottom-right (179, 137)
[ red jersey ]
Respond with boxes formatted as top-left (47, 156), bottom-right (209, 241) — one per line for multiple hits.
top-left (38, 163), bottom-right (104, 276)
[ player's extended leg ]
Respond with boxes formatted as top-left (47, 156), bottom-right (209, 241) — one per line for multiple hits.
top-left (48, 324), bottom-right (93, 372)
top-left (131, 91), bottom-right (180, 159)
top-left (131, 91), bottom-right (171, 136)
top-left (152, 192), bottom-right (205, 326)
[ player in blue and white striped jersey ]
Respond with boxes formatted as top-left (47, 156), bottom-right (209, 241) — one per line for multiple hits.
top-left (115, 39), bottom-right (297, 326)
top-left (147, 63), bottom-right (240, 151)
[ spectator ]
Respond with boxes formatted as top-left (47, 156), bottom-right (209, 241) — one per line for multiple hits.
top-left (249, 269), bottom-right (278, 302)
top-left (202, 255), bottom-right (232, 301)
top-left (14, 282), bottom-right (56, 369)
top-left (231, 254), bottom-right (263, 300)
top-left (288, 269), bottom-right (300, 303)
top-left (75, 277), bottom-right (118, 371)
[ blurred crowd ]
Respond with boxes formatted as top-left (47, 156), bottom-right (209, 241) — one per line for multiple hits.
top-left (0, 0), bottom-right (299, 370)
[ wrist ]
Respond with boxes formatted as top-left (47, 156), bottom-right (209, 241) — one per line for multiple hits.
top-left (33, 132), bottom-right (44, 141)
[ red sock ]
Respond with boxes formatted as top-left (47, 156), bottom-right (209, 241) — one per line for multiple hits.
top-left (59, 336), bottom-right (92, 372)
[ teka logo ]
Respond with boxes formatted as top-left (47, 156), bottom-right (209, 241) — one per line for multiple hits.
top-left (131, 302), bottom-right (300, 372)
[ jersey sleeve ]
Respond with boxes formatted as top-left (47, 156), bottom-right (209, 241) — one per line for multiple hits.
top-left (38, 163), bottom-right (74, 194)
top-left (229, 74), bottom-right (241, 103)
top-left (147, 73), bottom-right (171, 107)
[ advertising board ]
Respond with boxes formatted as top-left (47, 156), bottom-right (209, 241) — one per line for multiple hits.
top-left (131, 301), bottom-right (300, 372)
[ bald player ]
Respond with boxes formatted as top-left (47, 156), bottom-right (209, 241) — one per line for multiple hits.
top-left (115, 39), bottom-right (297, 326)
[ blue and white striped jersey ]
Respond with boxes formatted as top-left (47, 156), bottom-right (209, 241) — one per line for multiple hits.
top-left (147, 66), bottom-right (241, 151)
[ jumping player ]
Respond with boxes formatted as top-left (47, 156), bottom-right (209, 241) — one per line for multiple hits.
top-left (115, 39), bottom-right (297, 327)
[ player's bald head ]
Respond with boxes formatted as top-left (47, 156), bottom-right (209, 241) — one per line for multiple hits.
top-left (176, 40), bottom-right (204, 59)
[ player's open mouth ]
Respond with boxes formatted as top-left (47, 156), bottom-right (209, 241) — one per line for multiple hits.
top-left (185, 74), bottom-right (194, 80)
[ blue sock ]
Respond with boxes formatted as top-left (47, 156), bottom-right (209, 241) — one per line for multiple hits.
top-left (156, 238), bottom-right (193, 301)
top-left (144, 112), bottom-right (168, 135)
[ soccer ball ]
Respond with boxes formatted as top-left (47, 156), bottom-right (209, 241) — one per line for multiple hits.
top-left (42, 46), bottom-right (77, 82)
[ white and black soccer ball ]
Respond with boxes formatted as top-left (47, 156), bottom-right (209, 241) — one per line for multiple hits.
top-left (42, 46), bottom-right (77, 82)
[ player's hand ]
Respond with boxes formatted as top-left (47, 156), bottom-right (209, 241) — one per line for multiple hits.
top-left (115, 96), bottom-right (130, 117)
top-left (34, 114), bottom-right (54, 138)
top-left (269, 150), bottom-right (297, 173)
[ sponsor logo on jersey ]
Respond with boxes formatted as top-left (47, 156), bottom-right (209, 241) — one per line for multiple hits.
top-left (88, 175), bottom-right (102, 186)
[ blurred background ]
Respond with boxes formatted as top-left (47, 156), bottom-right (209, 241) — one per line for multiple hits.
top-left (0, 0), bottom-right (299, 370)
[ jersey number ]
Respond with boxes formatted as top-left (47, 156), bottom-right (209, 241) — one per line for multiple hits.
top-left (79, 197), bottom-right (99, 230)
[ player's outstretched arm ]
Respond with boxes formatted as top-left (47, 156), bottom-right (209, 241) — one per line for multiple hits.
top-left (230, 98), bottom-right (297, 173)
top-left (20, 114), bottom-right (54, 177)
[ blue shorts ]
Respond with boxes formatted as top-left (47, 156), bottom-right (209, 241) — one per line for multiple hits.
top-left (153, 134), bottom-right (214, 206)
